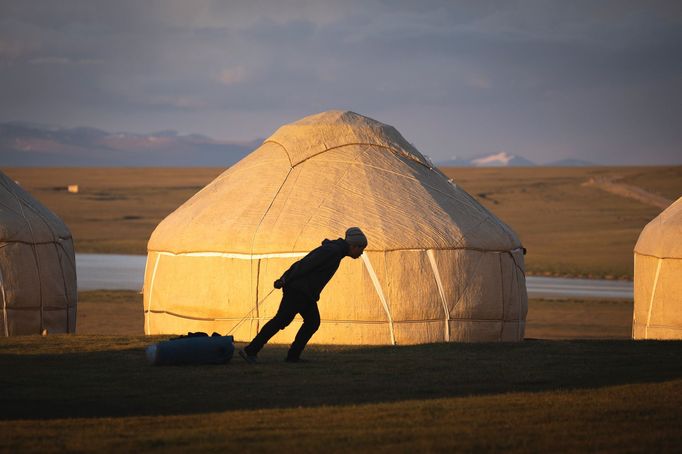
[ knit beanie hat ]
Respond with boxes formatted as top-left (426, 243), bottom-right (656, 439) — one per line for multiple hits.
top-left (345, 227), bottom-right (368, 247)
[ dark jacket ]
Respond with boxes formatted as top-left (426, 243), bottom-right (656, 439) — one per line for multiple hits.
top-left (280, 238), bottom-right (350, 302)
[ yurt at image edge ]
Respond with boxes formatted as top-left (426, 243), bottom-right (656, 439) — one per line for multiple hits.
top-left (0, 171), bottom-right (77, 336)
top-left (633, 197), bottom-right (682, 340)
top-left (144, 111), bottom-right (527, 344)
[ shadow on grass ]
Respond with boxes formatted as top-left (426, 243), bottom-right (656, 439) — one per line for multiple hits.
top-left (1, 338), bottom-right (681, 420)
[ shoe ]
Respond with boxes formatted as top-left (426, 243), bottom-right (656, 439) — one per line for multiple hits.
top-left (284, 357), bottom-right (309, 363)
top-left (238, 349), bottom-right (257, 364)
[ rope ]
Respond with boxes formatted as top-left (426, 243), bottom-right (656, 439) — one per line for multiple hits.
top-left (227, 287), bottom-right (277, 336)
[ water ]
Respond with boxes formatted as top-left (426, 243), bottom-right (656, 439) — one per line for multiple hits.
top-left (525, 276), bottom-right (632, 300)
top-left (75, 253), bottom-right (634, 300)
top-left (76, 253), bottom-right (147, 291)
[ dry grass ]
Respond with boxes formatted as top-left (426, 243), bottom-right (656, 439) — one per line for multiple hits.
top-left (76, 290), bottom-right (143, 335)
top-left (2, 382), bottom-right (680, 452)
top-left (76, 290), bottom-right (634, 340)
top-left (5, 166), bottom-right (681, 278)
top-left (0, 292), bottom-right (676, 452)
top-left (4, 167), bottom-right (222, 254)
top-left (526, 298), bottom-right (632, 340)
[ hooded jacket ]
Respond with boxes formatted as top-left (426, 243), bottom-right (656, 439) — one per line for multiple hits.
top-left (280, 238), bottom-right (350, 302)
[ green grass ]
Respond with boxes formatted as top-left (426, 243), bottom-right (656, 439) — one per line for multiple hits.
top-left (1, 336), bottom-right (681, 451)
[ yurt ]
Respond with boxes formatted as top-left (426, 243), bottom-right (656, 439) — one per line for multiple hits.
top-left (144, 111), bottom-right (527, 344)
top-left (633, 197), bottom-right (682, 340)
top-left (0, 171), bottom-right (77, 336)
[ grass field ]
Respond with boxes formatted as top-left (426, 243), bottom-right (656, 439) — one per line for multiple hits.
top-left (1, 333), bottom-right (681, 452)
top-left (4, 166), bottom-right (681, 278)
top-left (1, 293), bottom-right (658, 451)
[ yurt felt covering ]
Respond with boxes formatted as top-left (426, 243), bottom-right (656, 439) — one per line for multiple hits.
top-left (144, 111), bottom-right (527, 344)
top-left (633, 197), bottom-right (682, 340)
top-left (0, 171), bottom-right (77, 336)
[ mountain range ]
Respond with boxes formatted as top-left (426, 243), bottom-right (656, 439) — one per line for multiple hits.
top-left (0, 122), bottom-right (261, 166)
top-left (435, 152), bottom-right (594, 167)
top-left (0, 122), bottom-right (594, 167)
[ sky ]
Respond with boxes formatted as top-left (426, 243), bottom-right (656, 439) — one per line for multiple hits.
top-left (1, 0), bottom-right (681, 165)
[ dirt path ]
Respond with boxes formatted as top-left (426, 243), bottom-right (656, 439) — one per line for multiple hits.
top-left (582, 175), bottom-right (673, 209)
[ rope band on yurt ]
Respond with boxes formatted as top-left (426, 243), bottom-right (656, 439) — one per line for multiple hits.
top-left (632, 253), bottom-right (637, 338)
top-left (264, 140), bottom-right (431, 171)
top-left (7, 181), bottom-right (45, 332)
top-left (145, 253), bottom-right (162, 335)
top-left (426, 249), bottom-right (450, 342)
top-left (361, 253), bottom-right (395, 345)
top-left (255, 259), bottom-right (262, 333)
top-left (0, 267), bottom-right (8, 336)
top-left (53, 243), bottom-right (72, 333)
top-left (645, 257), bottom-right (663, 339)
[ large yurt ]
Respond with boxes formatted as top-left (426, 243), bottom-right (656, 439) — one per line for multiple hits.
top-left (633, 197), bottom-right (682, 339)
top-left (144, 111), bottom-right (527, 344)
top-left (0, 171), bottom-right (77, 336)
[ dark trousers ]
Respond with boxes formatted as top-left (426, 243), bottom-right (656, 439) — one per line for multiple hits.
top-left (244, 289), bottom-right (320, 360)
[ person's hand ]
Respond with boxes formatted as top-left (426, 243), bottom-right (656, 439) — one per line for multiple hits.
top-left (274, 279), bottom-right (284, 289)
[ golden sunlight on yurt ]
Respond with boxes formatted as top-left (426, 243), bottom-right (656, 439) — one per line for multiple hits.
top-left (633, 197), bottom-right (682, 340)
top-left (143, 111), bottom-right (527, 344)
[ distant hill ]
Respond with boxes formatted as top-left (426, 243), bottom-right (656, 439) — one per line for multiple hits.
top-left (1, 123), bottom-right (600, 168)
top-left (0, 122), bottom-right (260, 166)
top-left (545, 158), bottom-right (595, 167)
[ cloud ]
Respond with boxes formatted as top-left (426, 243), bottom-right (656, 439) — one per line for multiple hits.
top-left (0, 39), bottom-right (27, 59)
top-left (28, 56), bottom-right (70, 65)
top-left (217, 66), bottom-right (247, 85)
top-left (143, 95), bottom-right (209, 110)
top-left (0, 0), bottom-right (680, 164)
top-left (27, 56), bottom-right (103, 65)
top-left (466, 74), bottom-right (493, 89)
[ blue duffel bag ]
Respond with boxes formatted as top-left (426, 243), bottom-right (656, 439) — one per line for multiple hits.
top-left (146, 333), bottom-right (234, 365)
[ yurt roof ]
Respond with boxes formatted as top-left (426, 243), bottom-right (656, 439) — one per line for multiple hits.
top-left (0, 171), bottom-right (71, 243)
top-left (266, 110), bottom-right (430, 168)
top-left (149, 111), bottom-right (521, 254)
top-left (634, 197), bottom-right (682, 258)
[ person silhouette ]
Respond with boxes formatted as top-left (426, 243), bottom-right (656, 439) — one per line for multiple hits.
top-left (239, 227), bottom-right (367, 363)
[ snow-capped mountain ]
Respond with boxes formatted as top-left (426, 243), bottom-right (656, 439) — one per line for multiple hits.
top-left (436, 152), bottom-right (596, 167)
top-left (470, 152), bottom-right (536, 167)
top-left (437, 152), bottom-right (536, 167)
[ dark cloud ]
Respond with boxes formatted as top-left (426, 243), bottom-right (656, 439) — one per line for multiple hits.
top-left (0, 0), bottom-right (680, 164)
